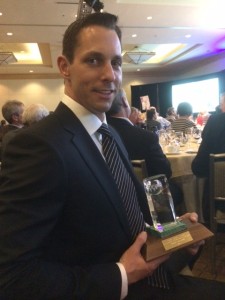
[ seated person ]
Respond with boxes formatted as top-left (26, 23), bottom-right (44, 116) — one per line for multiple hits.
top-left (0, 100), bottom-right (25, 161)
top-left (0, 100), bottom-right (24, 142)
top-left (171, 102), bottom-right (196, 133)
top-left (192, 93), bottom-right (225, 225)
top-left (107, 89), bottom-right (171, 178)
top-left (146, 107), bottom-right (162, 133)
top-left (1, 103), bottom-right (49, 160)
top-left (107, 89), bottom-right (184, 214)
top-left (129, 106), bottom-right (144, 128)
top-left (166, 107), bottom-right (178, 123)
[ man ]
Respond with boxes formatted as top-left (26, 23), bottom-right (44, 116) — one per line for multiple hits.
top-left (106, 89), bottom-right (171, 178)
top-left (0, 100), bottom-right (24, 161)
top-left (171, 102), bottom-right (196, 133)
top-left (192, 92), bottom-right (225, 223)
top-left (1, 103), bottom-right (49, 159)
top-left (107, 89), bottom-right (185, 214)
top-left (0, 100), bottom-right (24, 140)
top-left (0, 12), bottom-right (224, 300)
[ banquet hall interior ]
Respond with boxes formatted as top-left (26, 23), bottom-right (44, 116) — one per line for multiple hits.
top-left (1, 0), bottom-right (225, 284)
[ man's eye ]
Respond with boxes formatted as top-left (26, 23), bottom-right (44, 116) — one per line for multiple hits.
top-left (112, 59), bottom-right (122, 68)
top-left (87, 58), bottom-right (98, 65)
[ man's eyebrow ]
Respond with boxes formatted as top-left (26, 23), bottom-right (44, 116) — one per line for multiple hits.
top-left (113, 54), bottom-right (122, 61)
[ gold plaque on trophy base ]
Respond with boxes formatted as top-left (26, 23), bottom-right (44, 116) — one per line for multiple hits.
top-left (142, 219), bottom-right (213, 261)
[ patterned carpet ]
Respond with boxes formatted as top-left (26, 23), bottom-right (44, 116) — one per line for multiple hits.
top-left (192, 233), bottom-right (225, 282)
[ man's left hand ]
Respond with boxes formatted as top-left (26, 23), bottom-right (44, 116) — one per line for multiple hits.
top-left (179, 212), bottom-right (205, 255)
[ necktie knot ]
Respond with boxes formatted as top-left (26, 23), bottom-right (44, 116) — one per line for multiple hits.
top-left (97, 123), bottom-right (111, 137)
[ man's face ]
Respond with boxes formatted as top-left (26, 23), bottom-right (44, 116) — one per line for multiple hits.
top-left (59, 25), bottom-right (122, 120)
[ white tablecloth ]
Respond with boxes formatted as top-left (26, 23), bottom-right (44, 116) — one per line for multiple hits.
top-left (165, 143), bottom-right (205, 222)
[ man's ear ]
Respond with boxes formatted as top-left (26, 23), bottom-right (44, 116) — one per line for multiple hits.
top-left (57, 55), bottom-right (70, 78)
top-left (121, 96), bottom-right (129, 108)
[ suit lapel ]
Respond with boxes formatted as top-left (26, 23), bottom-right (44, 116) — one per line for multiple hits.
top-left (55, 102), bottom-right (132, 239)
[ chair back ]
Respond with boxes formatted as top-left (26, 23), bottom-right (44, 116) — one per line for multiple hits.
top-left (211, 155), bottom-right (225, 198)
top-left (209, 153), bottom-right (225, 274)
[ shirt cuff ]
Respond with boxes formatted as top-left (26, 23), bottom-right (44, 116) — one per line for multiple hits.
top-left (116, 262), bottom-right (128, 299)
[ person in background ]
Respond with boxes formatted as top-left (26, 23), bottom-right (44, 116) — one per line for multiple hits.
top-left (0, 100), bottom-right (24, 142)
top-left (171, 102), bottom-right (196, 133)
top-left (0, 120), bottom-right (6, 143)
top-left (152, 106), bottom-right (171, 129)
top-left (196, 110), bottom-right (211, 127)
top-left (0, 100), bottom-right (24, 161)
top-left (129, 106), bottom-right (144, 127)
top-left (146, 107), bottom-right (162, 133)
top-left (0, 12), bottom-right (223, 300)
top-left (166, 107), bottom-right (178, 123)
top-left (192, 92), bottom-right (225, 224)
top-left (1, 103), bottom-right (49, 160)
top-left (106, 89), bottom-right (172, 178)
top-left (215, 104), bottom-right (222, 114)
top-left (0, 120), bottom-right (6, 127)
top-left (22, 103), bottom-right (49, 126)
top-left (106, 89), bottom-right (185, 214)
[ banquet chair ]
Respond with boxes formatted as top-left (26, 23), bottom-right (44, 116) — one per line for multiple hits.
top-left (209, 153), bottom-right (225, 274)
top-left (131, 160), bottom-right (148, 182)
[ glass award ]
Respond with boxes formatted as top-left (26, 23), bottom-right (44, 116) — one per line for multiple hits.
top-left (143, 174), bottom-right (187, 237)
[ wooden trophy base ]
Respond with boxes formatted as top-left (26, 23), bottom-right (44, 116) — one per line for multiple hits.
top-left (142, 219), bottom-right (213, 261)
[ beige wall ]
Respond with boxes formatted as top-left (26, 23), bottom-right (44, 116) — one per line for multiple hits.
top-left (0, 79), bottom-right (64, 120)
top-left (1, 54), bottom-right (225, 120)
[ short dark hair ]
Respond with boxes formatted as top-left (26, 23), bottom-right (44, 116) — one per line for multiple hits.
top-left (146, 108), bottom-right (156, 120)
top-left (177, 102), bottom-right (193, 116)
top-left (62, 12), bottom-right (121, 63)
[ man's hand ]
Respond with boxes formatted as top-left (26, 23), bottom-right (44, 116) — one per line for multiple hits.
top-left (119, 231), bottom-right (170, 284)
top-left (179, 212), bottom-right (205, 255)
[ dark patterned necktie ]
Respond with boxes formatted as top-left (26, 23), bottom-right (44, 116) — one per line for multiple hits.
top-left (98, 123), bottom-right (170, 289)
top-left (97, 123), bottom-right (145, 239)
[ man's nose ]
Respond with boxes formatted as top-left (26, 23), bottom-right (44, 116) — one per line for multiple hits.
top-left (101, 63), bottom-right (116, 81)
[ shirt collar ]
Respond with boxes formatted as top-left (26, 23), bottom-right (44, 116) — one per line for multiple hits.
top-left (61, 94), bottom-right (107, 135)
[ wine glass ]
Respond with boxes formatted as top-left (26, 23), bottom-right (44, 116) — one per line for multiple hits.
top-left (184, 128), bottom-right (193, 151)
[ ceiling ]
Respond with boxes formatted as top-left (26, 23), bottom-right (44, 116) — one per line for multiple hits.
top-left (1, 0), bottom-right (225, 78)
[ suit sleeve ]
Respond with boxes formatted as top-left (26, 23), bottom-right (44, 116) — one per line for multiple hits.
top-left (191, 116), bottom-right (215, 177)
top-left (0, 132), bottom-right (121, 300)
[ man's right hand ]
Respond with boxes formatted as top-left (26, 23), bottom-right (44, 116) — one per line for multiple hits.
top-left (119, 231), bottom-right (170, 284)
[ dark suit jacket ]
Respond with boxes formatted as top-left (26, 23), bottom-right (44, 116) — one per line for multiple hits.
top-left (0, 102), bottom-right (152, 300)
top-left (107, 117), bottom-right (172, 178)
top-left (192, 113), bottom-right (225, 178)
top-left (191, 113), bottom-right (225, 222)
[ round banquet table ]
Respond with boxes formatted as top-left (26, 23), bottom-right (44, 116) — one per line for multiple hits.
top-left (164, 142), bottom-right (205, 222)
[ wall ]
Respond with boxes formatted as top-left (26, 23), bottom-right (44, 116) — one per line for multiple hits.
top-left (1, 52), bottom-right (225, 120)
top-left (0, 75), bottom-right (162, 120)
top-left (0, 78), bottom-right (64, 120)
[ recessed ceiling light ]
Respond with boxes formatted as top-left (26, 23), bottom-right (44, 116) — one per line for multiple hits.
top-left (147, 16), bottom-right (152, 20)
top-left (0, 12), bottom-right (3, 16)
top-left (29, 70), bottom-right (34, 73)
top-left (7, 32), bottom-right (13, 36)
top-left (185, 34), bottom-right (191, 38)
top-left (132, 34), bottom-right (137, 38)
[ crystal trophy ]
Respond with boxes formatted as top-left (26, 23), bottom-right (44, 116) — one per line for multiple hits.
top-left (143, 174), bottom-right (187, 237)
